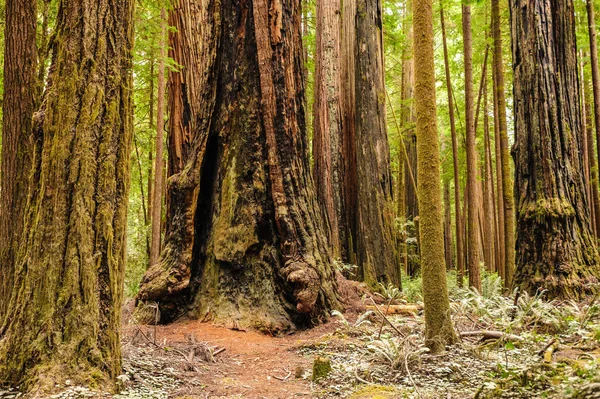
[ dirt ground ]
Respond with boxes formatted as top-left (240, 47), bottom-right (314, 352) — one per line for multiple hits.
top-left (121, 319), bottom-right (340, 399)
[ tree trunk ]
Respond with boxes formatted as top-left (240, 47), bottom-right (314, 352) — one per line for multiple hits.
top-left (444, 177), bottom-right (454, 271)
top-left (150, 8), bottom-right (167, 268)
top-left (340, 0), bottom-right (357, 265)
top-left (586, 0), bottom-right (600, 238)
top-left (462, 4), bottom-right (481, 291)
top-left (402, 0), bottom-right (419, 278)
top-left (0, 0), bottom-right (134, 390)
top-left (136, 0), bottom-right (339, 331)
top-left (584, 73), bottom-right (600, 238)
top-left (492, 0), bottom-right (515, 287)
top-left (510, 0), bottom-right (600, 300)
top-left (441, 4), bottom-right (464, 286)
top-left (483, 72), bottom-right (496, 273)
top-left (492, 55), bottom-right (506, 281)
top-left (580, 52), bottom-right (593, 235)
top-left (313, 0), bottom-right (343, 259)
top-left (0, 0), bottom-right (37, 320)
top-left (414, 0), bottom-right (457, 354)
top-left (354, 0), bottom-right (400, 285)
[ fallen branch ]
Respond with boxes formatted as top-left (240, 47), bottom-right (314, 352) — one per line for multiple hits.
top-left (459, 330), bottom-right (524, 342)
top-left (368, 298), bottom-right (406, 337)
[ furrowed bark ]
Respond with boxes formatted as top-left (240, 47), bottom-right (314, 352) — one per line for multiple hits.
top-left (0, 0), bottom-right (134, 391)
top-left (354, 0), bottom-right (400, 285)
top-left (0, 0), bottom-right (37, 321)
top-left (313, 0), bottom-right (343, 259)
top-left (136, 0), bottom-right (339, 331)
top-left (510, 0), bottom-right (600, 300)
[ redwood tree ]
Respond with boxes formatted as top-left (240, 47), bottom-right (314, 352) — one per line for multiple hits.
top-left (136, 0), bottom-right (339, 331)
top-left (0, 0), bottom-right (37, 320)
top-left (510, 0), bottom-right (600, 299)
top-left (313, 0), bottom-right (343, 259)
top-left (354, 0), bottom-right (400, 285)
top-left (0, 0), bottom-right (134, 390)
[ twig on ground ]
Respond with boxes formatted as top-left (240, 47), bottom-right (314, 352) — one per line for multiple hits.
top-left (369, 297), bottom-right (406, 338)
top-left (213, 347), bottom-right (226, 357)
top-left (459, 330), bottom-right (524, 342)
top-left (273, 368), bottom-right (292, 382)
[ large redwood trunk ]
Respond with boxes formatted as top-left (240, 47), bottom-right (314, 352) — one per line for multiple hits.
top-left (136, 0), bottom-right (339, 331)
top-left (0, 0), bottom-right (134, 391)
top-left (510, 0), bottom-right (600, 299)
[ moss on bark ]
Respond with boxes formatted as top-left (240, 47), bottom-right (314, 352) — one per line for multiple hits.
top-left (0, 0), bottom-right (134, 392)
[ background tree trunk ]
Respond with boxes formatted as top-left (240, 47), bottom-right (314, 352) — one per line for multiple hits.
top-left (0, 0), bottom-right (134, 390)
top-left (313, 0), bottom-right (343, 259)
top-left (136, 0), bottom-right (339, 331)
top-left (510, 0), bottom-right (600, 300)
top-left (340, 0), bottom-right (357, 265)
top-left (441, 3), bottom-right (464, 286)
top-left (0, 0), bottom-right (37, 320)
top-left (353, 0), bottom-right (400, 285)
top-left (414, 0), bottom-right (457, 354)
top-left (492, 0), bottom-right (515, 287)
top-left (462, 4), bottom-right (481, 291)
top-left (150, 7), bottom-right (167, 268)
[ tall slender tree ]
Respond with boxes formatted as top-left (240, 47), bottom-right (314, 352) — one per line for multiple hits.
top-left (0, 0), bottom-right (37, 320)
top-left (0, 0), bottom-right (134, 390)
top-left (510, 0), bottom-right (600, 299)
top-left (414, 0), bottom-right (457, 354)
top-left (441, 3), bottom-right (465, 285)
top-left (150, 7), bottom-right (167, 268)
top-left (492, 0), bottom-right (515, 287)
top-left (462, 4), bottom-right (482, 291)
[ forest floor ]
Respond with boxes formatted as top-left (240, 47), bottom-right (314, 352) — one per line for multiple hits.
top-left (2, 276), bottom-right (600, 399)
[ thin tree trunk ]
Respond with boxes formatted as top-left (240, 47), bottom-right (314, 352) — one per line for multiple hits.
top-left (414, 0), bottom-right (457, 354)
top-left (585, 0), bottom-right (600, 238)
top-left (313, 0), bottom-right (343, 259)
top-left (150, 7), bottom-right (167, 268)
top-left (136, 0), bottom-right (339, 329)
top-left (444, 177), bottom-right (454, 271)
top-left (492, 54), bottom-right (506, 281)
top-left (462, 4), bottom-right (481, 291)
top-left (441, 4), bottom-right (464, 287)
top-left (492, 0), bottom-right (515, 287)
top-left (354, 0), bottom-right (400, 285)
top-left (510, 0), bottom-right (600, 300)
top-left (0, 0), bottom-right (37, 320)
top-left (584, 72), bottom-right (600, 238)
top-left (0, 0), bottom-right (134, 390)
top-left (341, 0), bottom-right (357, 265)
top-left (483, 70), bottom-right (495, 273)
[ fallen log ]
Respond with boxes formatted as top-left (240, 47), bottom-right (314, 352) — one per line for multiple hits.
top-left (365, 304), bottom-right (422, 316)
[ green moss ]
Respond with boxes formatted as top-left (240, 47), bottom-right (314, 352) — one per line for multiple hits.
top-left (521, 197), bottom-right (575, 221)
top-left (349, 385), bottom-right (402, 399)
top-left (312, 356), bottom-right (332, 381)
